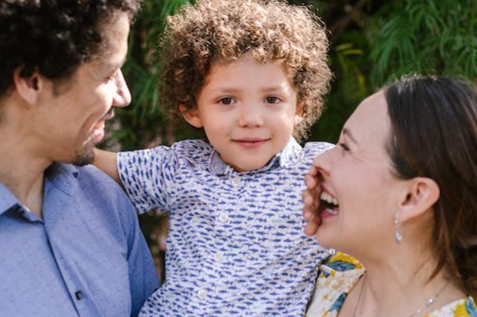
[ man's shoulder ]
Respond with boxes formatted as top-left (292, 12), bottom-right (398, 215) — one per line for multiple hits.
top-left (59, 162), bottom-right (122, 189)
top-left (52, 162), bottom-right (130, 206)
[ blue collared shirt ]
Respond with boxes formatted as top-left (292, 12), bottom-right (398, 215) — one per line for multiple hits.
top-left (0, 163), bottom-right (159, 317)
top-left (118, 138), bottom-right (332, 317)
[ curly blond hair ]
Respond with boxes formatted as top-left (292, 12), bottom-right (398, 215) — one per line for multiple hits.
top-left (160, 0), bottom-right (331, 141)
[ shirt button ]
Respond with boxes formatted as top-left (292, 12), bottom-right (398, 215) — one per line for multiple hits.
top-left (231, 178), bottom-right (240, 186)
top-left (197, 289), bottom-right (207, 300)
top-left (75, 291), bottom-right (83, 300)
top-left (214, 253), bottom-right (224, 262)
top-left (218, 213), bottom-right (229, 223)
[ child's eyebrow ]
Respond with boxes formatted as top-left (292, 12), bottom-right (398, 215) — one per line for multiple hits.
top-left (208, 85), bottom-right (288, 94)
top-left (209, 87), bottom-right (240, 94)
top-left (259, 85), bottom-right (288, 93)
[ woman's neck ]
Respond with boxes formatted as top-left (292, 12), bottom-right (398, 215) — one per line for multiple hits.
top-left (349, 247), bottom-right (466, 317)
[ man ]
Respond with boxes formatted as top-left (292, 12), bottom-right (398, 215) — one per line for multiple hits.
top-left (0, 1), bottom-right (159, 316)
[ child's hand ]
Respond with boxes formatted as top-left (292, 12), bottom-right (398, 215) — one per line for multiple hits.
top-left (302, 165), bottom-right (322, 236)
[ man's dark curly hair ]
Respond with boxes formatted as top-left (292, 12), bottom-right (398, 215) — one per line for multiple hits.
top-left (0, 0), bottom-right (141, 98)
top-left (160, 0), bottom-right (331, 141)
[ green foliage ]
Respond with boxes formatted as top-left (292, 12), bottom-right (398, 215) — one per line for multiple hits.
top-left (369, 0), bottom-right (477, 87)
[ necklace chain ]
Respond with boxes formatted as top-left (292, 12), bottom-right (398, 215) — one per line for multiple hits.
top-left (352, 273), bottom-right (449, 317)
top-left (352, 273), bottom-right (367, 317)
top-left (406, 281), bottom-right (449, 317)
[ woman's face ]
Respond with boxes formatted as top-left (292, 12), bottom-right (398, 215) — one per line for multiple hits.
top-left (313, 91), bottom-right (406, 255)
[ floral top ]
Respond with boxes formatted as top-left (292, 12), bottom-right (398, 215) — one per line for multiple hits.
top-left (306, 252), bottom-right (477, 317)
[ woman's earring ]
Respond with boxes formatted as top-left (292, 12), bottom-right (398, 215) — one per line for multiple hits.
top-left (394, 214), bottom-right (402, 245)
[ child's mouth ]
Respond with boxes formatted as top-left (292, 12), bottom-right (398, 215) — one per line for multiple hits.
top-left (233, 138), bottom-right (269, 148)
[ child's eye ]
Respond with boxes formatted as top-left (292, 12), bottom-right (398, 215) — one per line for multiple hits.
top-left (265, 96), bottom-right (281, 104)
top-left (218, 97), bottom-right (235, 105)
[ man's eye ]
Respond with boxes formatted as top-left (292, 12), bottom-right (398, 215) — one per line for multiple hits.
top-left (265, 96), bottom-right (281, 104)
top-left (219, 97), bottom-right (235, 105)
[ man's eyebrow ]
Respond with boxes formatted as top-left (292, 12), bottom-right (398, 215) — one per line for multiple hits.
top-left (102, 56), bottom-right (127, 72)
top-left (342, 127), bottom-right (358, 145)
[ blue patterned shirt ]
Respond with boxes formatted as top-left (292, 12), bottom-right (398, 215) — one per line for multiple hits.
top-left (118, 138), bottom-right (332, 317)
top-left (0, 163), bottom-right (159, 317)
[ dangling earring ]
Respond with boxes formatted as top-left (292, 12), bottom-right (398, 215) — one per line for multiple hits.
top-left (394, 214), bottom-right (402, 245)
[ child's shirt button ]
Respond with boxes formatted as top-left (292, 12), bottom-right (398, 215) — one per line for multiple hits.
top-left (231, 178), bottom-right (240, 186)
top-left (218, 213), bottom-right (229, 223)
top-left (197, 289), bottom-right (207, 300)
top-left (214, 252), bottom-right (224, 262)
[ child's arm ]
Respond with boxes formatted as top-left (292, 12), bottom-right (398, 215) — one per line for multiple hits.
top-left (93, 148), bottom-right (121, 185)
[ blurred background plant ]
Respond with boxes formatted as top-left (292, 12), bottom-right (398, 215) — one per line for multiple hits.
top-left (99, 0), bottom-right (477, 280)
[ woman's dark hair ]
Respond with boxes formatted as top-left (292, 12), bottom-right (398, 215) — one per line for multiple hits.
top-left (0, 0), bottom-right (141, 98)
top-left (384, 76), bottom-right (477, 298)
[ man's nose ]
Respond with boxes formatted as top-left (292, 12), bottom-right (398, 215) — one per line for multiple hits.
top-left (112, 69), bottom-right (131, 108)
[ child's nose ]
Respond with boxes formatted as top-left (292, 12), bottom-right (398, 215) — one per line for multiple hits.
top-left (238, 103), bottom-right (263, 127)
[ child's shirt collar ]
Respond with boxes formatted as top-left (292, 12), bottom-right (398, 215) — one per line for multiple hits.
top-left (207, 137), bottom-right (302, 176)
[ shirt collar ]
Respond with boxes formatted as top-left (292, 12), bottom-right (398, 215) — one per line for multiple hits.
top-left (207, 137), bottom-right (303, 176)
top-left (0, 162), bottom-right (80, 217)
top-left (45, 162), bottom-right (79, 196)
top-left (0, 181), bottom-right (20, 217)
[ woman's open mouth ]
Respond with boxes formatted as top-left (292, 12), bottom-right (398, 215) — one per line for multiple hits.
top-left (319, 190), bottom-right (339, 219)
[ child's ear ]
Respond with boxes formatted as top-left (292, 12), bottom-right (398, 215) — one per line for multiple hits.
top-left (13, 67), bottom-right (44, 105)
top-left (294, 102), bottom-right (304, 125)
top-left (399, 177), bottom-right (440, 223)
top-left (180, 104), bottom-right (203, 128)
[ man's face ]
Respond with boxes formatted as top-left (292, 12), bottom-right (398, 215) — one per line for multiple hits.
top-left (35, 13), bottom-right (131, 165)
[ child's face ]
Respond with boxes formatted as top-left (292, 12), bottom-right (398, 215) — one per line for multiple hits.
top-left (182, 55), bottom-right (302, 172)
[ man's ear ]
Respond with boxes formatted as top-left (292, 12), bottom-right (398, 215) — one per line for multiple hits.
top-left (13, 67), bottom-right (43, 105)
top-left (399, 177), bottom-right (440, 222)
top-left (180, 104), bottom-right (203, 128)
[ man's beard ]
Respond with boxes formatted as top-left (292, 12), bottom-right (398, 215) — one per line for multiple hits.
top-left (72, 144), bottom-right (95, 166)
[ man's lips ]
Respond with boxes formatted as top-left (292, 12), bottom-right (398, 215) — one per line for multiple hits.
top-left (89, 110), bottom-right (114, 143)
top-left (102, 109), bottom-right (115, 121)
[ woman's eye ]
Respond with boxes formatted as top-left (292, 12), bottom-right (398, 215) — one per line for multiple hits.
top-left (339, 143), bottom-right (350, 152)
top-left (219, 97), bottom-right (235, 105)
top-left (265, 96), bottom-right (281, 104)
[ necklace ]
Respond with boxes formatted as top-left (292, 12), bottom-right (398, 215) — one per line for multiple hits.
top-left (352, 273), bottom-right (367, 317)
top-left (352, 274), bottom-right (449, 317)
top-left (406, 281), bottom-right (449, 317)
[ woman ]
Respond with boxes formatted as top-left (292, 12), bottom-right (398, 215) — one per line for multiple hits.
top-left (302, 76), bottom-right (477, 317)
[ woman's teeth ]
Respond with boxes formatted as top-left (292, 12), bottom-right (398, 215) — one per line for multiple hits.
top-left (320, 191), bottom-right (339, 206)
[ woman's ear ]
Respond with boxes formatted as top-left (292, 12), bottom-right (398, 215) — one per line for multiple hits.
top-left (13, 67), bottom-right (43, 105)
top-left (180, 104), bottom-right (203, 128)
top-left (399, 177), bottom-right (440, 222)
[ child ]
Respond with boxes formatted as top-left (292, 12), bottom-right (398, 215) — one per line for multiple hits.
top-left (94, 0), bottom-right (332, 316)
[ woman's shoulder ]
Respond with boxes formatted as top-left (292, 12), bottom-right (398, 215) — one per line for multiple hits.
top-left (426, 296), bottom-right (477, 317)
top-left (306, 252), bottom-right (365, 317)
top-left (319, 251), bottom-right (364, 277)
